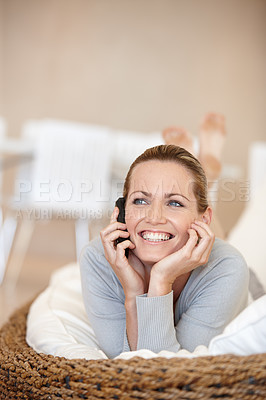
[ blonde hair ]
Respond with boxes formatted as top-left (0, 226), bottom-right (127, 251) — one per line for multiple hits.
top-left (123, 144), bottom-right (209, 213)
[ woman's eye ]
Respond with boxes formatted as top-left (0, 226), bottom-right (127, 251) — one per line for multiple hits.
top-left (133, 198), bottom-right (148, 205)
top-left (168, 200), bottom-right (183, 207)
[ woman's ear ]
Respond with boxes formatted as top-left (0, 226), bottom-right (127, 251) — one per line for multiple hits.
top-left (202, 206), bottom-right (212, 225)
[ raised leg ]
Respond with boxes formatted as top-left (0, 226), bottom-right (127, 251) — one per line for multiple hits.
top-left (162, 126), bottom-right (195, 155)
top-left (199, 112), bottom-right (226, 187)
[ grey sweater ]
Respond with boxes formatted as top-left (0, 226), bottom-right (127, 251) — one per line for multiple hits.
top-left (80, 236), bottom-right (249, 359)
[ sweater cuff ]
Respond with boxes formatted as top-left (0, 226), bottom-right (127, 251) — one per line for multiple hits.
top-left (136, 291), bottom-right (180, 353)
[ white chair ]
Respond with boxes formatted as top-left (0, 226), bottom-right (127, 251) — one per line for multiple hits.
top-left (3, 119), bottom-right (113, 289)
top-left (0, 120), bottom-right (37, 285)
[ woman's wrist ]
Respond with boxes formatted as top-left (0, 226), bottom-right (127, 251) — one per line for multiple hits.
top-left (124, 297), bottom-right (137, 309)
top-left (148, 270), bottom-right (172, 297)
top-left (124, 284), bottom-right (145, 303)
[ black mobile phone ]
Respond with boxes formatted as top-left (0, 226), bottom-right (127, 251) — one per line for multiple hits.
top-left (115, 197), bottom-right (129, 258)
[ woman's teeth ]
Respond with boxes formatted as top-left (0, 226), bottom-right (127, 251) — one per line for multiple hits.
top-left (141, 231), bottom-right (172, 242)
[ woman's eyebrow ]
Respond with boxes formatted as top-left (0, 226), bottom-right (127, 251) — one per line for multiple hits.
top-left (165, 193), bottom-right (190, 201)
top-left (129, 191), bottom-right (190, 201)
top-left (129, 190), bottom-right (150, 198)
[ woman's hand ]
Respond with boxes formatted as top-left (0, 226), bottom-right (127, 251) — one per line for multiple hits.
top-left (100, 207), bottom-right (147, 301)
top-left (148, 220), bottom-right (215, 297)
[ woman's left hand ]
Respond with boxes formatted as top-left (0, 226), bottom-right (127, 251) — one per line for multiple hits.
top-left (148, 220), bottom-right (215, 296)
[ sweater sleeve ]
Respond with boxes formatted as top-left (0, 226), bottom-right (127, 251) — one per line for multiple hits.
top-left (175, 250), bottom-right (249, 352)
top-left (80, 239), bottom-right (128, 359)
top-left (136, 292), bottom-right (180, 352)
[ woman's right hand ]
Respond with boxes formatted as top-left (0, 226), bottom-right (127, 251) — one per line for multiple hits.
top-left (100, 207), bottom-right (146, 301)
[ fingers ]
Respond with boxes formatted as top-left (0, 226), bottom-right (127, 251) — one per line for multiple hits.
top-left (192, 220), bottom-right (213, 237)
top-left (180, 220), bottom-right (214, 264)
top-left (184, 228), bottom-right (199, 252)
top-left (191, 220), bottom-right (215, 249)
top-left (172, 228), bottom-right (198, 264)
top-left (100, 207), bottom-right (129, 264)
top-left (190, 220), bottom-right (215, 264)
top-left (101, 226), bottom-right (129, 243)
top-left (101, 207), bottom-right (127, 239)
top-left (110, 207), bottom-right (119, 224)
top-left (100, 224), bottom-right (129, 263)
top-left (116, 240), bottom-right (135, 264)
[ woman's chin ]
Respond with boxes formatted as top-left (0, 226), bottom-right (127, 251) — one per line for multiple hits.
top-left (131, 234), bottom-right (186, 266)
top-left (134, 247), bottom-right (172, 267)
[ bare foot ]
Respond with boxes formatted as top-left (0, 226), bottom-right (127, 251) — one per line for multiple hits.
top-left (162, 126), bottom-right (194, 155)
top-left (199, 112), bottom-right (226, 184)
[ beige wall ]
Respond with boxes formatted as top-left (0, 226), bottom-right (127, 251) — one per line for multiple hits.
top-left (1, 0), bottom-right (266, 235)
top-left (0, 0), bottom-right (3, 112)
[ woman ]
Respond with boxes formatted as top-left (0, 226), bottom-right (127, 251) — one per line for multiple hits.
top-left (80, 145), bottom-right (248, 359)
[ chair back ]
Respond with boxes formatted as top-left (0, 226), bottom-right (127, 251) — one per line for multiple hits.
top-left (17, 119), bottom-right (113, 218)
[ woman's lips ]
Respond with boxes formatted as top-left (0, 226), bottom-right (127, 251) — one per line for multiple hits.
top-left (139, 230), bottom-right (174, 242)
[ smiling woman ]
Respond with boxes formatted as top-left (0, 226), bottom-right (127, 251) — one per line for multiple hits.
top-left (80, 145), bottom-right (249, 359)
top-left (124, 160), bottom-right (211, 269)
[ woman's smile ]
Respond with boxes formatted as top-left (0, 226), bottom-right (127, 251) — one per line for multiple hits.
top-left (139, 230), bottom-right (174, 243)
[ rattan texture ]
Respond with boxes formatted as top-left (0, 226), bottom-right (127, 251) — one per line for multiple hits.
top-left (0, 301), bottom-right (266, 400)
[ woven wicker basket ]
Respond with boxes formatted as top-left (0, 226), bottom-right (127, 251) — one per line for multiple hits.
top-left (0, 301), bottom-right (266, 400)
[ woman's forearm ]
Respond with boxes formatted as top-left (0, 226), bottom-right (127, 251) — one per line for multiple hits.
top-left (125, 291), bottom-right (181, 354)
top-left (124, 298), bottom-right (138, 351)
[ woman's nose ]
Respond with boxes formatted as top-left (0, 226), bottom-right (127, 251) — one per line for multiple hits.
top-left (145, 202), bottom-right (167, 224)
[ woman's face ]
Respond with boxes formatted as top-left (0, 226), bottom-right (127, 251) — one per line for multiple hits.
top-left (125, 160), bottom-right (203, 267)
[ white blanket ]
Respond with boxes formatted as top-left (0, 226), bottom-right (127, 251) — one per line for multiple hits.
top-left (26, 263), bottom-right (266, 360)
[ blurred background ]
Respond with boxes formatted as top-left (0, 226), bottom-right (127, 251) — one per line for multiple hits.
top-left (0, 0), bottom-right (266, 325)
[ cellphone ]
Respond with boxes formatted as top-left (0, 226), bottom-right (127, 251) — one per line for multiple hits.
top-left (115, 197), bottom-right (129, 258)
top-left (116, 197), bottom-right (126, 224)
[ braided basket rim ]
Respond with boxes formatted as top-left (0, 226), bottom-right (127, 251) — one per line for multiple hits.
top-left (1, 300), bottom-right (266, 399)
